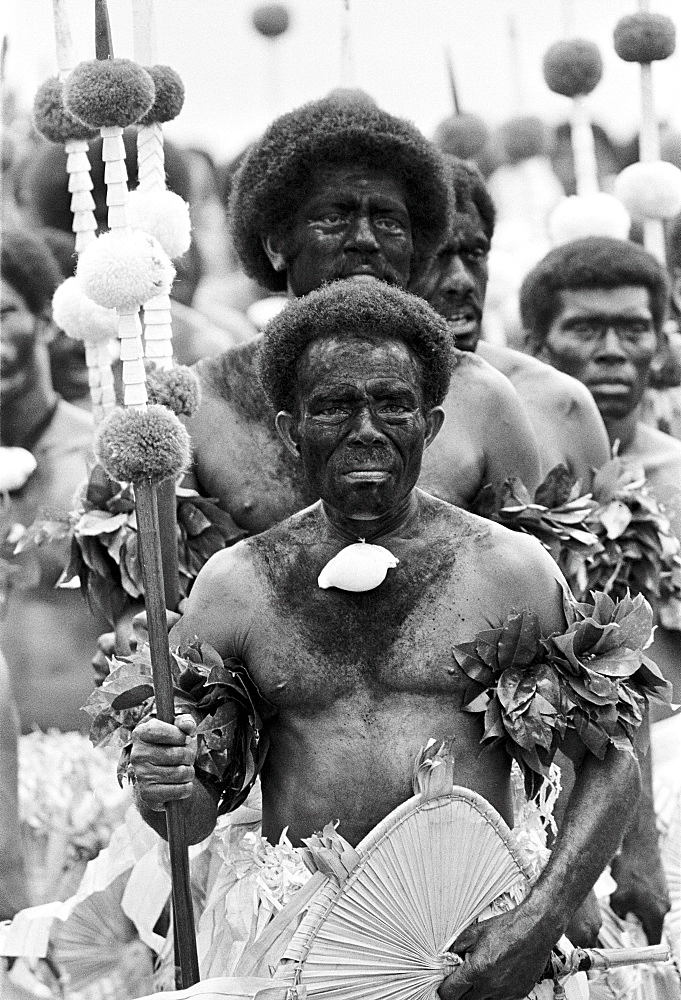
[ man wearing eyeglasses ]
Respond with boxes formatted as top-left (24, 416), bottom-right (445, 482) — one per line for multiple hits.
top-left (520, 236), bottom-right (681, 549)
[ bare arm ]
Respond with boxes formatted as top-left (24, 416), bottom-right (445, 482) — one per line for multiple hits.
top-left (130, 544), bottom-right (257, 843)
top-left (478, 366), bottom-right (542, 505)
top-left (562, 383), bottom-right (611, 490)
top-left (440, 737), bottom-right (640, 1000)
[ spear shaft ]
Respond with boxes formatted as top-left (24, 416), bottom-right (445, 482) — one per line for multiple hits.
top-left (136, 479), bottom-right (200, 988)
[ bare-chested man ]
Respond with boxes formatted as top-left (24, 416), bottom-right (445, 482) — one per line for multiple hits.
top-left (185, 96), bottom-right (541, 535)
top-left (521, 235), bottom-right (681, 944)
top-left (410, 157), bottom-right (610, 488)
top-left (132, 281), bottom-right (640, 1000)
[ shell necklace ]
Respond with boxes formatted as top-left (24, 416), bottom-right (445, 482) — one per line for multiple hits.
top-left (318, 536), bottom-right (399, 593)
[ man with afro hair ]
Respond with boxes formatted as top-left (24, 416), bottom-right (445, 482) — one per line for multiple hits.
top-left (522, 236), bottom-right (681, 946)
top-left (410, 155), bottom-right (610, 489)
top-left (182, 96), bottom-right (541, 544)
top-left (132, 280), bottom-right (639, 1000)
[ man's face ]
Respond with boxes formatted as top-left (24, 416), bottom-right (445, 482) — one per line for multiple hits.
top-left (1, 279), bottom-right (41, 403)
top-left (410, 205), bottom-right (489, 352)
top-left (273, 165), bottom-right (413, 296)
top-left (538, 286), bottom-right (659, 420)
top-left (289, 336), bottom-right (430, 520)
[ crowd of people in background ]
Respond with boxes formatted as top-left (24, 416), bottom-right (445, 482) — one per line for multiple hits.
top-left (3, 74), bottom-right (681, 1000)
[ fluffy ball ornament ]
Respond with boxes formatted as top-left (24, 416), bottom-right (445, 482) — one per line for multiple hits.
top-left (126, 188), bottom-right (191, 258)
top-left (498, 115), bottom-right (548, 164)
top-left (64, 59), bottom-right (155, 129)
top-left (76, 231), bottom-right (175, 312)
top-left (33, 77), bottom-right (98, 144)
top-left (145, 363), bottom-right (201, 416)
top-left (542, 39), bottom-right (603, 97)
top-left (52, 276), bottom-right (118, 343)
top-left (614, 161), bottom-right (681, 220)
top-left (433, 113), bottom-right (490, 160)
top-left (139, 65), bottom-right (185, 125)
top-left (252, 3), bottom-right (290, 38)
top-left (95, 404), bottom-right (190, 485)
top-left (548, 194), bottom-right (631, 246)
top-left (614, 12), bottom-right (676, 63)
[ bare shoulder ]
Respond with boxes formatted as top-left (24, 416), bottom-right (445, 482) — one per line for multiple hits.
top-left (449, 346), bottom-right (519, 396)
top-left (436, 498), bottom-right (567, 628)
top-left (634, 422), bottom-right (681, 469)
top-left (478, 342), bottom-right (600, 412)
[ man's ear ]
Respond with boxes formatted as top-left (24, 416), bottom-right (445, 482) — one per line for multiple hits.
top-left (424, 406), bottom-right (445, 449)
top-left (275, 411), bottom-right (302, 459)
top-left (262, 235), bottom-right (287, 273)
top-left (36, 316), bottom-right (56, 345)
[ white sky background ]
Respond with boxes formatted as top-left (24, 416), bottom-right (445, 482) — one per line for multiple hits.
top-left (2, 0), bottom-right (681, 164)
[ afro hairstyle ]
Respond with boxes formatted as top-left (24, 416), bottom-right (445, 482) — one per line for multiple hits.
top-left (229, 96), bottom-right (449, 292)
top-left (520, 236), bottom-right (670, 348)
top-left (2, 228), bottom-right (63, 316)
top-left (444, 154), bottom-right (496, 243)
top-left (257, 279), bottom-right (453, 414)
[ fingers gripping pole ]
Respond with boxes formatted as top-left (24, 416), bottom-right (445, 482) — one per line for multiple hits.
top-left (135, 478), bottom-right (200, 987)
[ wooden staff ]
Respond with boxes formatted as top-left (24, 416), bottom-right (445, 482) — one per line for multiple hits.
top-left (135, 478), bottom-right (199, 987)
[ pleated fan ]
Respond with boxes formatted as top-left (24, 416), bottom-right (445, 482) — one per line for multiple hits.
top-left (277, 784), bottom-right (535, 1000)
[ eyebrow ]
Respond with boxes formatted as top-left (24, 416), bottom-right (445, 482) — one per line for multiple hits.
top-left (560, 312), bottom-right (653, 326)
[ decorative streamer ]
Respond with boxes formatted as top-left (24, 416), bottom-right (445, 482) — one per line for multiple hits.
top-left (51, 0), bottom-right (98, 252)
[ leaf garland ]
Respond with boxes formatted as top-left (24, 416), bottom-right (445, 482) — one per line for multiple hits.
top-left (15, 464), bottom-right (248, 627)
top-left (454, 590), bottom-right (672, 797)
top-left (494, 460), bottom-right (681, 624)
top-left (83, 638), bottom-right (275, 816)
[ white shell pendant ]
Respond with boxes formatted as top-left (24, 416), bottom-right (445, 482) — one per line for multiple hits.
top-left (318, 541), bottom-right (399, 592)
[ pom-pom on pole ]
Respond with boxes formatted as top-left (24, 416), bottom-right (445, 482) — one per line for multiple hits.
top-left (145, 363), bottom-right (201, 417)
top-left (131, 3), bottom-right (189, 374)
top-left (613, 5), bottom-right (677, 262)
top-left (46, 2), bottom-right (100, 252)
top-left (96, 404), bottom-right (197, 990)
top-left (543, 39), bottom-right (603, 197)
top-left (52, 277), bottom-right (117, 422)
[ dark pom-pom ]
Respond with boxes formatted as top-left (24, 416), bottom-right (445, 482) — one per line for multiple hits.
top-left (614, 12), bottom-right (676, 63)
top-left (433, 113), bottom-right (490, 160)
top-left (139, 65), bottom-right (185, 125)
top-left (33, 77), bottom-right (99, 143)
top-left (145, 364), bottom-right (201, 416)
top-left (543, 39), bottom-right (603, 97)
top-left (96, 404), bottom-right (191, 485)
top-left (64, 59), bottom-right (155, 129)
top-left (498, 115), bottom-right (548, 164)
top-left (252, 3), bottom-right (290, 38)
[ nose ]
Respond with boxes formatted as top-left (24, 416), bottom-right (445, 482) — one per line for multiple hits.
top-left (595, 328), bottom-right (627, 360)
top-left (345, 214), bottom-right (380, 253)
top-left (440, 255), bottom-right (474, 297)
top-left (348, 406), bottom-right (385, 444)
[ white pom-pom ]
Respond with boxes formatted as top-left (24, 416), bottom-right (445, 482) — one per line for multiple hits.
top-left (52, 277), bottom-right (118, 343)
top-left (549, 194), bottom-right (631, 246)
top-left (76, 230), bottom-right (176, 312)
top-left (126, 189), bottom-right (191, 259)
top-left (614, 161), bottom-right (681, 220)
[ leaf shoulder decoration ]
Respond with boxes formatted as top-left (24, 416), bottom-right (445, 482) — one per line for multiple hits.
top-left (454, 589), bottom-right (672, 796)
top-left (84, 638), bottom-right (275, 815)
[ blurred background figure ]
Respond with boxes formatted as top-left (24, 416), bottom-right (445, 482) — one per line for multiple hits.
top-left (0, 227), bottom-right (104, 732)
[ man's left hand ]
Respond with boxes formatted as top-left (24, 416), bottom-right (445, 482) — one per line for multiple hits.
top-left (438, 906), bottom-right (555, 1000)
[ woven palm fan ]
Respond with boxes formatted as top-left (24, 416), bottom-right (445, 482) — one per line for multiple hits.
top-left (276, 764), bottom-right (535, 1000)
top-left (49, 870), bottom-right (155, 994)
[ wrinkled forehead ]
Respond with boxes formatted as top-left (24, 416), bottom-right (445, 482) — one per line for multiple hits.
top-left (305, 163), bottom-right (408, 204)
top-left (295, 334), bottom-right (423, 395)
